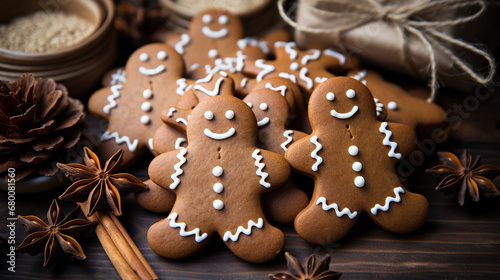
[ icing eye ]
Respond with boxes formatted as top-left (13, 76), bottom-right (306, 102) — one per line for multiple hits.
top-left (218, 15), bottom-right (229, 25)
top-left (225, 110), bottom-right (234, 119)
top-left (157, 51), bottom-right (167, 60)
top-left (202, 14), bottom-right (212, 23)
top-left (208, 49), bottom-right (218, 58)
top-left (346, 89), bottom-right (356, 98)
top-left (204, 111), bottom-right (214, 120)
top-left (139, 53), bottom-right (149, 62)
top-left (247, 103), bottom-right (253, 108)
top-left (326, 92), bottom-right (335, 101)
top-left (259, 103), bottom-right (268, 111)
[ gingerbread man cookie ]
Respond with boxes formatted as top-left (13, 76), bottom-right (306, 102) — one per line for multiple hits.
top-left (136, 72), bottom-right (236, 213)
top-left (240, 41), bottom-right (359, 95)
top-left (286, 77), bottom-right (428, 244)
top-left (88, 43), bottom-right (185, 165)
top-left (147, 95), bottom-right (289, 262)
top-left (166, 9), bottom-right (270, 96)
top-left (243, 87), bottom-right (309, 223)
top-left (348, 69), bottom-right (447, 138)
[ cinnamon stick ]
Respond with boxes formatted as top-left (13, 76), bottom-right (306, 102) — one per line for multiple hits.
top-left (109, 211), bottom-right (158, 279)
top-left (95, 209), bottom-right (154, 280)
top-left (79, 202), bottom-right (157, 280)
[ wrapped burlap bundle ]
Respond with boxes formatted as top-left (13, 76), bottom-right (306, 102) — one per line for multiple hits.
top-left (278, 0), bottom-right (497, 101)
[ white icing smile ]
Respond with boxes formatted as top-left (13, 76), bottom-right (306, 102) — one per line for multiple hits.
top-left (204, 128), bottom-right (235, 140)
top-left (330, 105), bottom-right (358, 119)
top-left (257, 117), bottom-right (269, 127)
top-left (202, 26), bottom-right (228, 38)
top-left (139, 65), bottom-right (165, 76)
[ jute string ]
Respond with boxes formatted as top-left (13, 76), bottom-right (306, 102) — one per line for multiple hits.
top-left (278, 0), bottom-right (496, 102)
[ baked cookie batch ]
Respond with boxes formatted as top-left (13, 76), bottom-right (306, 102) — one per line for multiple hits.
top-left (88, 9), bottom-right (446, 263)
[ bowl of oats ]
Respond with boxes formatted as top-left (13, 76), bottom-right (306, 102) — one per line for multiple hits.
top-left (0, 0), bottom-right (116, 98)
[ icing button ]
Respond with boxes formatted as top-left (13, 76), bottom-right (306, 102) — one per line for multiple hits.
top-left (354, 176), bottom-right (365, 188)
top-left (352, 162), bottom-right (362, 172)
top-left (388, 101), bottom-right (398, 110)
top-left (140, 115), bottom-right (150, 125)
top-left (348, 145), bottom-right (359, 156)
top-left (212, 166), bottom-right (223, 177)
top-left (213, 199), bottom-right (224, 210)
top-left (213, 183), bottom-right (224, 193)
top-left (141, 102), bottom-right (152, 112)
top-left (143, 89), bottom-right (153, 99)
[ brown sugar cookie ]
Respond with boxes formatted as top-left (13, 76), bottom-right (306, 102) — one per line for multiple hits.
top-left (286, 77), bottom-right (428, 244)
top-left (243, 87), bottom-right (309, 223)
top-left (147, 95), bottom-right (289, 262)
top-left (240, 41), bottom-right (359, 95)
top-left (348, 69), bottom-right (447, 138)
top-left (166, 9), bottom-right (269, 96)
top-left (88, 43), bottom-right (185, 165)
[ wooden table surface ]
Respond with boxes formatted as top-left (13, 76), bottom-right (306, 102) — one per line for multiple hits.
top-left (1, 76), bottom-right (500, 279)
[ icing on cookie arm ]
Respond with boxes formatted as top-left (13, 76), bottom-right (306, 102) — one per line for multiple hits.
top-left (149, 148), bottom-right (188, 193)
top-left (379, 122), bottom-right (416, 159)
top-left (285, 136), bottom-right (319, 176)
top-left (252, 149), bottom-right (290, 191)
top-left (88, 87), bottom-right (115, 119)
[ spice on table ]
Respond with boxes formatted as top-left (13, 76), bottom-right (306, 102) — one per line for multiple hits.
top-left (57, 147), bottom-right (157, 280)
top-left (17, 199), bottom-right (96, 267)
top-left (0, 73), bottom-right (85, 181)
top-left (0, 11), bottom-right (93, 53)
top-left (269, 252), bottom-right (342, 280)
top-left (57, 147), bottom-right (148, 217)
top-left (426, 150), bottom-right (500, 205)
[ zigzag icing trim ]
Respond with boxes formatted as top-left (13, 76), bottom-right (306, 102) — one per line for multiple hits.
top-left (265, 83), bottom-right (287, 97)
top-left (103, 84), bottom-right (122, 115)
top-left (279, 72), bottom-right (297, 83)
top-left (315, 77), bottom-right (328, 84)
top-left (223, 218), bottom-right (263, 242)
top-left (310, 135), bottom-right (323, 172)
top-left (168, 212), bottom-right (208, 242)
top-left (169, 148), bottom-right (187, 190)
top-left (174, 137), bottom-right (186, 149)
top-left (101, 131), bottom-right (138, 152)
top-left (174, 33), bottom-right (190, 55)
top-left (370, 187), bottom-right (405, 215)
top-left (252, 149), bottom-right (271, 188)
top-left (275, 41), bottom-right (298, 60)
top-left (110, 69), bottom-right (126, 85)
top-left (323, 49), bottom-right (346, 65)
top-left (148, 138), bottom-right (155, 151)
top-left (299, 68), bottom-right (313, 90)
top-left (316, 197), bottom-right (358, 219)
top-left (301, 49), bottom-right (321, 65)
top-left (176, 78), bottom-right (191, 96)
top-left (255, 59), bottom-right (275, 82)
top-left (194, 76), bottom-right (224, 96)
top-left (379, 122), bottom-right (402, 159)
top-left (281, 130), bottom-right (294, 152)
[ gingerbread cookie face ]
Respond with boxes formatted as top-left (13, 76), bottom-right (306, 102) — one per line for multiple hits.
top-left (88, 43), bottom-right (184, 165)
top-left (152, 72), bottom-right (236, 155)
top-left (348, 69), bottom-right (447, 138)
top-left (286, 77), bottom-right (428, 244)
top-left (147, 95), bottom-right (289, 262)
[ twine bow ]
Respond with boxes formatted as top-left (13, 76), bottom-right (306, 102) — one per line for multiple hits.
top-left (278, 0), bottom-right (496, 102)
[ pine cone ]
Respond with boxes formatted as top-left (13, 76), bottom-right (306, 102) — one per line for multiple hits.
top-left (0, 73), bottom-right (85, 181)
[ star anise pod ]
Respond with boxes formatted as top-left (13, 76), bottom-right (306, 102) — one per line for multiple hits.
top-left (426, 150), bottom-right (500, 206)
top-left (115, 0), bottom-right (169, 47)
top-left (17, 199), bottom-right (96, 267)
top-left (0, 73), bottom-right (85, 181)
top-left (57, 147), bottom-right (147, 217)
top-left (270, 252), bottom-right (342, 280)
